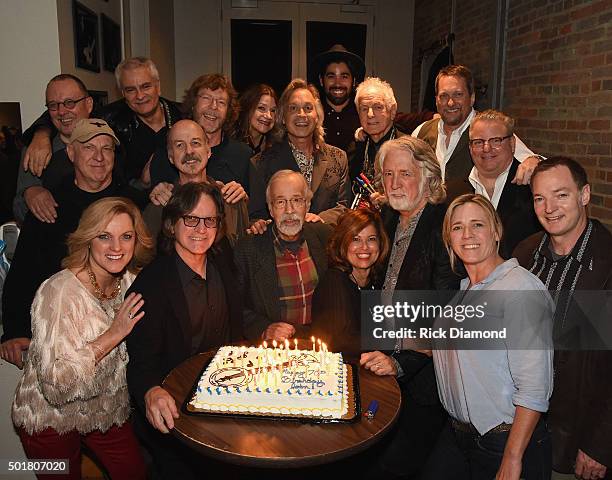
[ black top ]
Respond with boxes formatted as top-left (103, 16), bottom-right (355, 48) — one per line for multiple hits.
top-left (175, 253), bottom-right (229, 353)
top-left (150, 133), bottom-right (253, 191)
top-left (1, 175), bottom-right (147, 341)
top-left (322, 101), bottom-right (360, 153)
top-left (22, 97), bottom-right (184, 183)
top-left (311, 267), bottom-right (373, 355)
top-left (126, 250), bottom-right (243, 412)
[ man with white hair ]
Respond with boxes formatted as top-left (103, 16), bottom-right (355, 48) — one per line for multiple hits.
top-left (350, 77), bottom-right (406, 191)
top-left (234, 170), bottom-right (331, 342)
top-left (22, 57), bottom-right (183, 187)
top-left (360, 135), bottom-right (459, 479)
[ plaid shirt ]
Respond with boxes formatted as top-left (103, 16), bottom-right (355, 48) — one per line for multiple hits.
top-left (273, 229), bottom-right (319, 325)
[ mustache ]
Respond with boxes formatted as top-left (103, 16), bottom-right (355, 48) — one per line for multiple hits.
top-left (181, 153), bottom-right (202, 164)
top-left (280, 213), bottom-right (301, 223)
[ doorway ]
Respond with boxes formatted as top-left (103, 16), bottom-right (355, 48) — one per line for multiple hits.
top-left (222, 0), bottom-right (374, 95)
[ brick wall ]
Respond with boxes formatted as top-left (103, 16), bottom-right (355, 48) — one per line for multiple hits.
top-left (412, 0), bottom-right (612, 227)
top-left (504, 0), bottom-right (612, 228)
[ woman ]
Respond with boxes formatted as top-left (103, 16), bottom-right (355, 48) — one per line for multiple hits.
top-left (11, 197), bottom-right (154, 480)
top-left (421, 193), bottom-right (553, 480)
top-left (311, 208), bottom-right (389, 354)
top-left (126, 182), bottom-right (243, 479)
top-left (234, 83), bottom-right (279, 154)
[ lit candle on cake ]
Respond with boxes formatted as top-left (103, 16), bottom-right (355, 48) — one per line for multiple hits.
top-left (317, 338), bottom-right (321, 352)
top-left (311, 336), bottom-right (315, 352)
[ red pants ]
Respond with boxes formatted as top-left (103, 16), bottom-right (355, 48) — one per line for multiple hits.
top-left (17, 422), bottom-right (146, 480)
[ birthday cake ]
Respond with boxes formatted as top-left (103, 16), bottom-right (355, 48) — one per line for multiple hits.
top-left (189, 344), bottom-right (349, 419)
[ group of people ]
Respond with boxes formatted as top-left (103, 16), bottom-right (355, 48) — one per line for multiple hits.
top-left (0, 45), bottom-right (610, 480)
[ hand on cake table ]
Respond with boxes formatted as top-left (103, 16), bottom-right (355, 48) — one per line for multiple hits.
top-left (145, 386), bottom-right (179, 434)
top-left (262, 322), bottom-right (296, 342)
top-left (360, 351), bottom-right (397, 376)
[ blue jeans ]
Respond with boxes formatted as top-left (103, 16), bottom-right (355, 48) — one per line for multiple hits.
top-left (420, 419), bottom-right (552, 480)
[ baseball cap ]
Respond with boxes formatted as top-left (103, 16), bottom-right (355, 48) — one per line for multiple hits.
top-left (68, 118), bottom-right (120, 145)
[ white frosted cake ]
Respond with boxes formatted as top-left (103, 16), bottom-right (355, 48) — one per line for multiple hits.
top-left (189, 345), bottom-right (348, 419)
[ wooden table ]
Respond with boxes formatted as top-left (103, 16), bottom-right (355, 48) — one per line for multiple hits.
top-left (162, 352), bottom-right (401, 468)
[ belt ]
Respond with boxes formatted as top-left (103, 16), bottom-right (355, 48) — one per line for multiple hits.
top-left (451, 419), bottom-right (513, 435)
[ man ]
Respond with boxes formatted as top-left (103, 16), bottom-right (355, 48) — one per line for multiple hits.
top-left (350, 77), bottom-right (407, 199)
top-left (143, 119), bottom-right (249, 245)
top-left (413, 64), bottom-right (540, 184)
top-left (446, 109), bottom-right (541, 258)
top-left (254, 78), bottom-right (349, 224)
top-left (13, 74), bottom-right (94, 223)
top-left (23, 57), bottom-right (183, 188)
top-left (0, 119), bottom-right (146, 368)
top-left (311, 44), bottom-right (365, 153)
top-left (514, 157), bottom-right (612, 480)
top-left (361, 135), bottom-right (459, 479)
top-left (149, 74), bottom-right (252, 211)
top-left (234, 170), bottom-right (331, 342)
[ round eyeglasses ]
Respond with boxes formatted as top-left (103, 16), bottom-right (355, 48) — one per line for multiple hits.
top-left (45, 96), bottom-right (88, 112)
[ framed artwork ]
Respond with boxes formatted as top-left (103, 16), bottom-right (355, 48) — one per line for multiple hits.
top-left (73, 0), bottom-right (100, 72)
top-left (101, 14), bottom-right (122, 72)
top-left (88, 90), bottom-right (108, 111)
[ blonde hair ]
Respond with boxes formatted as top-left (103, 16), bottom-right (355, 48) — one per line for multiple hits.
top-left (277, 79), bottom-right (326, 149)
top-left (62, 197), bottom-right (154, 274)
top-left (442, 194), bottom-right (503, 273)
top-left (471, 109), bottom-right (515, 136)
top-left (377, 136), bottom-right (446, 205)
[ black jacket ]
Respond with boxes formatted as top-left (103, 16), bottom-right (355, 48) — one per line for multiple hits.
top-left (380, 203), bottom-right (461, 406)
top-left (126, 249), bottom-right (243, 413)
top-left (22, 97), bottom-right (183, 182)
top-left (1, 175), bottom-right (146, 341)
top-left (445, 158), bottom-right (542, 258)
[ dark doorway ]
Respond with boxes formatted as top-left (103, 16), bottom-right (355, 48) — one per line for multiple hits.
top-left (306, 21), bottom-right (367, 84)
top-left (231, 19), bottom-right (292, 96)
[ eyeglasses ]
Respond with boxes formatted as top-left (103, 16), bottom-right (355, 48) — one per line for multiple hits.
top-left (469, 135), bottom-right (512, 150)
top-left (181, 215), bottom-right (220, 228)
top-left (271, 197), bottom-right (306, 210)
top-left (45, 96), bottom-right (88, 111)
top-left (436, 92), bottom-right (466, 103)
top-left (197, 94), bottom-right (227, 109)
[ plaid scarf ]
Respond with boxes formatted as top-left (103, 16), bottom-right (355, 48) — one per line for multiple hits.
top-left (273, 230), bottom-right (319, 325)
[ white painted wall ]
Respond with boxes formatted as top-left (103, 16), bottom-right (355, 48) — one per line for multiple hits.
top-left (150, 0), bottom-right (177, 100)
top-left (174, 0), bottom-right (222, 101)
top-left (0, 1), bottom-right (61, 129)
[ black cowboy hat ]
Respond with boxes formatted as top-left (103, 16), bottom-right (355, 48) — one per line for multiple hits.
top-left (311, 44), bottom-right (366, 82)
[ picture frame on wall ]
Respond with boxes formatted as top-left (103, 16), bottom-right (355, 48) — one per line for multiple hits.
top-left (101, 14), bottom-right (122, 72)
top-left (73, 0), bottom-right (100, 72)
top-left (88, 90), bottom-right (108, 112)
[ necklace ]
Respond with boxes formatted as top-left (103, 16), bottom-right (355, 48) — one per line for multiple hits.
top-left (363, 126), bottom-right (396, 179)
top-left (86, 264), bottom-right (122, 302)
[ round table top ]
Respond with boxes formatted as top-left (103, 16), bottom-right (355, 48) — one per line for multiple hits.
top-left (162, 351), bottom-right (401, 468)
